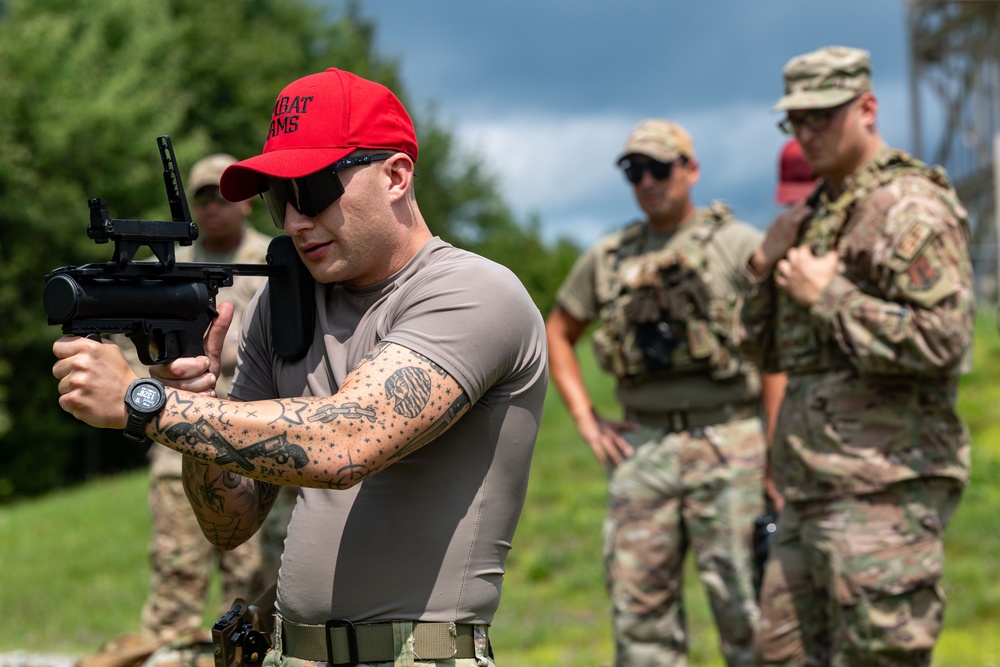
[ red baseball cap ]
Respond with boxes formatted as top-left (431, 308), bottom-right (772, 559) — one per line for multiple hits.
top-left (775, 139), bottom-right (817, 205)
top-left (220, 68), bottom-right (418, 202)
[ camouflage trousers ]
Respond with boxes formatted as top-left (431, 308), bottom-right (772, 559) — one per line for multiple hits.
top-left (753, 477), bottom-right (964, 666)
top-left (140, 471), bottom-right (296, 641)
top-left (605, 416), bottom-right (766, 667)
top-left (262, 616), bottom-right (495, 667)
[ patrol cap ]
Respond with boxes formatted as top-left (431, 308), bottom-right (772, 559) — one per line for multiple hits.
top-left (772, 46), bottom-right (872, 112)
top-left (616, 119), bottom-right (695, 165)
top-left (187, 153), bottom-right (239, 193)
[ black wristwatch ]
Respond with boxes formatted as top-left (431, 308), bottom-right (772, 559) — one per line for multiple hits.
top-left (123, 378), bottom-right (167, 442)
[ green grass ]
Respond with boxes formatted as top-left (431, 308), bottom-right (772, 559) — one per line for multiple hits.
top-left (3, 313), bottom-right (1000, 666)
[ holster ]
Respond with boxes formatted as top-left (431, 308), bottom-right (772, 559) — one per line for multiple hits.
top-left (752, 512), bottom-right (779, 599)
top-left (212, 584), bottom-right (277, 667)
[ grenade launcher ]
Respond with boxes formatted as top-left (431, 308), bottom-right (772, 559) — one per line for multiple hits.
top-left (43, 136), bottom-right (314, 364)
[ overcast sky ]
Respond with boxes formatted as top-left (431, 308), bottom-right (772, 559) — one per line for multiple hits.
top-left (328, 1), bottom-right (914, 247)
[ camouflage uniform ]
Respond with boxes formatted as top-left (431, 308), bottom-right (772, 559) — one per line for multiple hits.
top-left (740, 50), bottom-right (974, 664)
top-left (558, 197), bottom-right (767, 666)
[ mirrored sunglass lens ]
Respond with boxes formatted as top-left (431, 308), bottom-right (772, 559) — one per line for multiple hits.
top-left (261, 171), bottom-right (346, 230)
top-left (262, 182), bottom-right (290, 229)
top-left (298, 171), bottom-right (344, 217)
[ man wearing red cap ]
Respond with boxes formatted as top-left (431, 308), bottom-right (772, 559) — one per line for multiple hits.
top-left (53, 68), bottom-right (548, 667)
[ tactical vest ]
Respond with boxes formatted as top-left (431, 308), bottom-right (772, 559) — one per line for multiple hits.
top-left (591, 202), bottom-right (744, 384)
top-left (774, 149), bottom-right (955, 373)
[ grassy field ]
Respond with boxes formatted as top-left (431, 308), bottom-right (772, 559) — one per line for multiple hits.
top-left (2, 313), bottom-right (999, 666)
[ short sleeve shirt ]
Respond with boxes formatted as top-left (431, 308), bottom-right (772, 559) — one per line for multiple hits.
top-left (230, 237), bottom-right (548, 625)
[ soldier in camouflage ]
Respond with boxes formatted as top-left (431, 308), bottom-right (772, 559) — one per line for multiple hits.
top-left (740, 46), bottom-right (974, 666)
top-left (547, 120), bottom-right (782, 666)
top-left (132, 154), bottom-right (296, 643)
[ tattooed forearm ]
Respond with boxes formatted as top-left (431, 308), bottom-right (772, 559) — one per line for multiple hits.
top-left (309, 403), bottom-right (378, 423)
top-left (181, 455), bottom-right (278, 550)
top-left (269, 396), bottom-right (313, 426)
top-left (151, 342), bottom-right (471, 492)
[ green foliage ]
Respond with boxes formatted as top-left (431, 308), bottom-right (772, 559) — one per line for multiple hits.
top-left (0, 0), bottom-right (580, 500)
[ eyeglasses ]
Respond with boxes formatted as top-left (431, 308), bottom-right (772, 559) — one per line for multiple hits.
top-left (620, 157), bottom-right (685, 185)
top-left (261, 153), bottom-right (396, 229)
top-left (193, 186), bottom-right (228, 206)
top-left (778, 96), bottom-right (858, 135)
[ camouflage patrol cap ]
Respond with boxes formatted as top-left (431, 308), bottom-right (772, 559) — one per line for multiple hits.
top-left (772, 46), bottom-right (872, 112)
top-left (188, 153), bottom-right (239, 192)
top-left (616, 119), bottom-right (695, 165)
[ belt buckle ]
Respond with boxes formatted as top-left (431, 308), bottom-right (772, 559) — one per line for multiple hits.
top-left (324, 619), bottom-right (358, 667)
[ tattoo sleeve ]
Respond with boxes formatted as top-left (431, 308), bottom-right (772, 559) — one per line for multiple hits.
top-left (151, 341), bottom-right (471, 495)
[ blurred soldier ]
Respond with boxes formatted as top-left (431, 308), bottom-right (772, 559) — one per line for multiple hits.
top-left (766, 138), bottom-right (819, 508)
top-left (764, 139), bottom-right (819, 506)
top-left (137, 153), bottom-right (281, 642)
top-left (742, 46), bottom-right (974, 665)
top-left (547, 119), bottom-right (778, 666)
top-left (752, 139), bottom-right (819, 596)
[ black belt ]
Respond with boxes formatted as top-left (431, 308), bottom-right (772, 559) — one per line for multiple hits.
top-left (625, 402), bottom-right (758, 433)
top-left (279, 616), bottom-right (484, 665)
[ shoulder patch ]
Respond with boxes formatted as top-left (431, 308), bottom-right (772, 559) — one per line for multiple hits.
top-left (894, 244), bottom-right (957, 309)
top-left (894, 218), bottom-right (935, 263)
top-left (904, 255), bottom-right (941, 292)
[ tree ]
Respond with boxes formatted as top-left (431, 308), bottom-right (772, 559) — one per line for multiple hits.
top-left (0, 0), bottom-right (578, 500)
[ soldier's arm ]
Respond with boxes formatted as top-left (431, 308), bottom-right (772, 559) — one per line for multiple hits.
top-left (181, 456), bottom-right (281, 550)
top-left (812, 197), bottom-right (974, 376)
top-left (546, 305), bottom-right (636, 467)
top-left (152, 341), bottom-right (472, 488)
top-left (736, 267), bottom-right (780, 373)
top-left (735, 207), bottom-right (811, 373)
top-left (55, 335), bottom-right (473, 550)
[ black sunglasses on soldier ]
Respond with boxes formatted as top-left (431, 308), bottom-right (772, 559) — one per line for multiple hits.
top-left (193, 186), bottom-right (229, 206)
top-left (260, 153), bottom-right (396, 229)
top-left (619, 156), bottom-right (686, 185)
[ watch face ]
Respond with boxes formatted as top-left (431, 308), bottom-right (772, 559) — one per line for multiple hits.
top-left (130, 383), bottom-right (163, 411)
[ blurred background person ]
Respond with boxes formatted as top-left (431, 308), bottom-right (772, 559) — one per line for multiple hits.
top-left (547, 119), bottom-right (771, 666)
top-left (134, 153), bottom-right (287, 642)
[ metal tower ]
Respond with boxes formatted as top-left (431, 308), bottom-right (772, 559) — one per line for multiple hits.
top-left (907, 0), bottom-right (1000, 297)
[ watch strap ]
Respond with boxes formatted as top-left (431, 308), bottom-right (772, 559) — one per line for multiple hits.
top-left (124, 408), bottom-right (152, 442)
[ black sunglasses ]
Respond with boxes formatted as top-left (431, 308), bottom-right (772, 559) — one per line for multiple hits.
top-left (778, 96), bottom-right (859, 135)
top-left (619, 156), bottom-right (686, 185)
top-left (192, 186), bottom-right (229, 206)
top-left (261, 153), bottom-right (396, 229)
